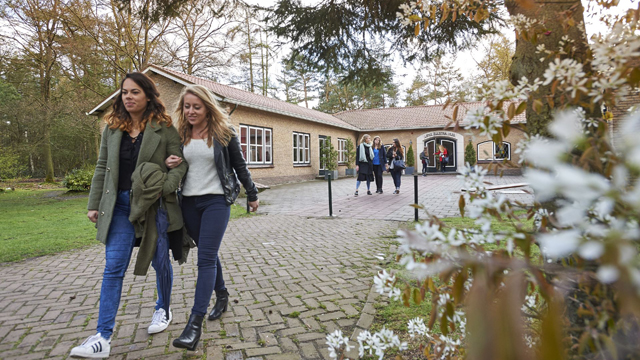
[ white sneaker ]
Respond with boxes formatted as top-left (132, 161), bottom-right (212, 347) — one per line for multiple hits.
top-left (148, 307), bottom-right (172, 334)
top-left (70, 333), bottom-right (111, 358)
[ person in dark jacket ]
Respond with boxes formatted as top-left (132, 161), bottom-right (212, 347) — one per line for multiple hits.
top-left (166, 85), bottom-right (259, 352)
top-left (420, 147), bottom-right (430, 176)
top-left (71, 72), bottom-right (187, 359)
top-left (372, 136), bottom-right (387, 193)
top-left (354, 134), bottom-right (375, 196)
top-left (387, 138), bottom-right (404, 194)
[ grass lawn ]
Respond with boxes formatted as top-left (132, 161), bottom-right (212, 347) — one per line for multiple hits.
top-left (369, 213), bottom-right (536, 358)
top-left (0, 188), bottom-right (254, 263)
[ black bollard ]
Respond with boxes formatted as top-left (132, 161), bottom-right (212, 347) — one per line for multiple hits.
top-left (246, 197), bottom-right (250, 214)
top-left (327, 172), bottom-right (333, 217)
top-left (414, 173), bottom-right (419, 222)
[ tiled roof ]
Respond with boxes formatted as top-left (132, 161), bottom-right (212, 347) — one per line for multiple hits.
top-left (333, 101), bottom-right (527, 131)
top-left (146, 65), bottom-right (359, 130)
top-left (87, 64), bottom-right (527, 132)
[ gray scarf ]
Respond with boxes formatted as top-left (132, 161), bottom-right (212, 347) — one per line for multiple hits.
top-left (359, 142), bottom-right (374, 163)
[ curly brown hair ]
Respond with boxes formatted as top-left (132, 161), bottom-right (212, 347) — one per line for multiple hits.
top-left (105, 72), bottom-right (172, 132)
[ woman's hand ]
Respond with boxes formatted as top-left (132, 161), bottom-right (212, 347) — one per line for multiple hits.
top-left (165, 155), bottom-right (182, 169)
top-left (87, 210), bottom-right (99, 223)
top-left (248, 200), bottom-right (259, 212)
top-left (355, 165), bottom-right (359, 172)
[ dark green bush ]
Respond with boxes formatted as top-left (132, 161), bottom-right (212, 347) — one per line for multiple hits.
top-left (63, 166), bottom-right (94, 191)
top-left (465, 140), bottom-right (476, 166)
top-left (406, 144), bottom-right (415, 167)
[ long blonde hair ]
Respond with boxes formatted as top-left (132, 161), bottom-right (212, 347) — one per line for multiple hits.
top-left (176, 85), bottom-right (234, 147)
top-left (360, 134), bottom-right (371, 144)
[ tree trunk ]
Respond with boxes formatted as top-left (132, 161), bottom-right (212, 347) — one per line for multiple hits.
top-left (505, 0), bottom-right (600, 136)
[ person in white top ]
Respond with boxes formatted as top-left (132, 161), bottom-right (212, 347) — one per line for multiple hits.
top-left (165, 85), bottom-right (259, 351)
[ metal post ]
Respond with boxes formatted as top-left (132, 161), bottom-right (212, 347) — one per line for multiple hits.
top-left (327, 172), bottom-right (333, 217)
top-left (247, 197), bottom-right (250, 214)
top-left (414, 174), bottom-right (419, 222)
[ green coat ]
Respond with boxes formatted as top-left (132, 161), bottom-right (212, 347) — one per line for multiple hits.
top-left (87, 120), bottom-right (187, 244)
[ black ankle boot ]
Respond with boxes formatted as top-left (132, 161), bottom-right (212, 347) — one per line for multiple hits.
top-left (208, 289), bottom-right (229, 320)
top-left (172, 313), bottom-right (204, 351)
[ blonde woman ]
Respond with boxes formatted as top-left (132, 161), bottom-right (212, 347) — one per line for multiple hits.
top-left (435, 144), bottom-right (448, 172)
top-left (165, 85), bottom-right (259, 351)
top-left (354, 134), bottom-right (374, 196)
top-left (371, 136), bottom-right (387, 193)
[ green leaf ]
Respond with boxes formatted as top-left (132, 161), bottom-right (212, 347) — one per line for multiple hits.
top-left (412, 288), bottom-right (422, 305)
top-left (516, 101), bottom-right (527, 115)
top-left (507, 102), bottom-right (516, 119)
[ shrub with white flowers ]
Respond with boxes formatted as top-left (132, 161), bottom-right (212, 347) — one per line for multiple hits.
top-left (330, 2), bottom-right (640, 360)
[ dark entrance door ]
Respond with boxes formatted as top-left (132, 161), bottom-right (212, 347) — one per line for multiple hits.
top-left (319, 135), bottom-right (327, 176)
top-left (424, 137), bottom-right (457, 173)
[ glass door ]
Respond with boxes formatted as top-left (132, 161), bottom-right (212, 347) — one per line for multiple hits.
top-left (319, 135), bottom-right (327, 176)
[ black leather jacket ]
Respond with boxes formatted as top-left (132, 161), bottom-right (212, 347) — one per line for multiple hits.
top-left (212, 134), bottom-right (258, 205)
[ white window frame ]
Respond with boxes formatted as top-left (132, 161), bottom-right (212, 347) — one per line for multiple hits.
top-left (477, 140), bottom-right (511, 161)
top-left (239, 124), bottom-right (273, 165)
top-left (338, 138), bottom-right (347, 164)
top-left (293, 132), bottom-right (310, 164)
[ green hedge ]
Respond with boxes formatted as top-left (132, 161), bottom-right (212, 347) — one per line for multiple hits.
top-left (63, 166), bottom-right (94, 191)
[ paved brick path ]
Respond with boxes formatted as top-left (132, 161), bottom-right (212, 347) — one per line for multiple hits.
top-left (259, 174), bottom-right (533, 220)
top-left (0, 215), bottom-right (399, 360)
top-left (0, 175), bottom-right (533, 359)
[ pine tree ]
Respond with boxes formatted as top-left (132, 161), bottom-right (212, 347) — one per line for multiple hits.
top-left (465, 140), bottom-right (476, 167)
top-left (406, 144), bottom-right (415, 167)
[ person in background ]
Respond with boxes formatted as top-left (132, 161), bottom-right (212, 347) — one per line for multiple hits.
top-left (387, 138), bottom-right (404, 194)
top-left (372, 136), bottom-right (387, 193)
top-left (71, 72), bottom-right (186, 359)
top-left (165, 85), bottom-right (259, 352)
top-left (354, 134), bottom-right (374, 196)
top-left (435, 144), bottom-right (448, 173)
top-left (420, 146), bottom-right (429, 176)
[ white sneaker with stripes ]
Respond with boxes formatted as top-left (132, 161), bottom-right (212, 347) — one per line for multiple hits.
top-left (70, 333), bottom-right (110, 358)
top-left (148, 307), bottom-right (172, 334)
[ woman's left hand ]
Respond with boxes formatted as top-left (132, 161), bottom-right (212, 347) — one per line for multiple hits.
top-left (248, 200), bottom-right (259, 212)
top-left (165, 155), bottom-right (182, 169)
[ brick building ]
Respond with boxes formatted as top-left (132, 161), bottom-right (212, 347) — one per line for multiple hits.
top-left (88, 65), bottom-right (528, 185)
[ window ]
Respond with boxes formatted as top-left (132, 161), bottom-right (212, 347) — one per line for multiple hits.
top-left (338, 138), bottom-right (347, 163)
top-left (477, 141), bottom-right (511, 161)
top-left (293, 132), bottom-right (310, 164)
top-left (239, 125), bottom-right (272, 165)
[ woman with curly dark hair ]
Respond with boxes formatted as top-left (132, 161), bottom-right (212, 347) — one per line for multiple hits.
top-left (70, 72), bottom-right (187, 358)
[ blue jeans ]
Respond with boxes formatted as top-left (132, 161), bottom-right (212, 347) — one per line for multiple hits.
top-left (97, 190), bottom-right (172, 339)
top-left (391, 169), bottom-right (402, 189)
top-left (181, 194), bottom-right (230, 316)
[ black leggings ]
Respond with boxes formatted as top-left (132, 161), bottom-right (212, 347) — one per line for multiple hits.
top-left (373, 164), bottom-right (384, 191)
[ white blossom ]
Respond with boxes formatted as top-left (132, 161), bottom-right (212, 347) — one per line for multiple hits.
top-left (578, 241), bottom-right (604, 260)
top-left (538, 230), bottom-right (582, 259)
top-left (407, 317), bottom-right (429, 338)
top-left (597, 265), bottom-right (620, 284)
top-left (357, 328), bottom-right (407, 360)
top-left (373, 270), bottom-right (401, 301)
top-left (326, 330), bottom-right (352, 359)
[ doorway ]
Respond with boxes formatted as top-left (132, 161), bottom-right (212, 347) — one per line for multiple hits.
top-left (424, 137), bottom-right (457, 173)
top-left (319, 135), bottom-right (327, 176)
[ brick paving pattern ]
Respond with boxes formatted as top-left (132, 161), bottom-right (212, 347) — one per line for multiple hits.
top-left (0, 175), bottom-right (533, 359)
top-left (0, 215), bottom-right (398, 359)
top-left (259, 174), bottom-right (533, 220)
